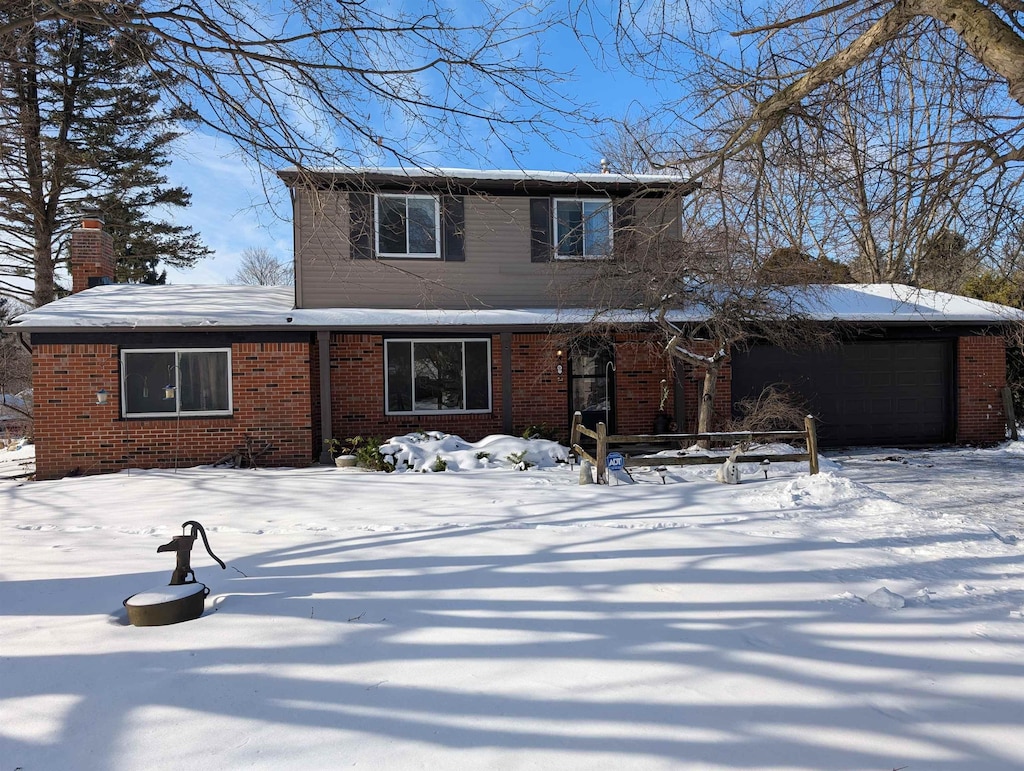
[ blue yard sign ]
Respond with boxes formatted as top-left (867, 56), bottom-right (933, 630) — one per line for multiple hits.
top-left (606, 452), bottom-right (624, 471)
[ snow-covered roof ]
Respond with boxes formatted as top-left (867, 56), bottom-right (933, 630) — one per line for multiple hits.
top-left (278, 165), bottom-right (689, 187)
top-left (8, 283), bottom-right (1021, 332)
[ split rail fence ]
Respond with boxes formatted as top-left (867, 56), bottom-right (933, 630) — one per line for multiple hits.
top-left (570, 411), bottom-right (820, 484)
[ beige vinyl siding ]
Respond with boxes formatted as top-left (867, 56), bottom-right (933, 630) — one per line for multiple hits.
top-left (295, 189), bottom-right (680, 309)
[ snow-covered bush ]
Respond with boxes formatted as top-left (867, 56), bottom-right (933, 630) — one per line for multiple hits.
top-left (379, 432), bottom-right (568, 472)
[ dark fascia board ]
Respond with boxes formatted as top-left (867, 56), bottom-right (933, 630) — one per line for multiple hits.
top-left (29, 330), bottom-right (314, 346)
top-left (277, 169), bottom-right (699, 199)
top-left (21, 320), bottom-right (1009, 343)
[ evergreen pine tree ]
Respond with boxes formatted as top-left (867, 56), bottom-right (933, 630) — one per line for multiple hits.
top-left (0, 1), bottom-right (210, 306)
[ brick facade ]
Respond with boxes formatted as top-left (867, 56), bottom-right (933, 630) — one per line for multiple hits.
top-left (325, 332), bottom-right (724, 443)
top-left (33, 341), bottom-right (314, 480)
top-left (326, 332), bottom-right (696, 444)
top-left (30, 330), bottom-right (1010, 478)
top-left (328, 333), bottom-right (506, 442)
top-left (509, 333), bottom-right (567, 436)
top-left (612, 334), bottom-right (675, 434)
top-left (956, 335), bottom-right (1007, 444)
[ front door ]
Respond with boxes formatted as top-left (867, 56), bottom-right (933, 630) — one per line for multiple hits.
top-left (570, 341), bottom-right (615, 433)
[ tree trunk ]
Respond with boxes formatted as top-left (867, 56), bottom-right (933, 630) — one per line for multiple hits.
top-left (33, 233), bottom-right (55, 307)
top-left (698, 364), bottom-right (720, 436)
top-left (749, 0), bottom-right (1024, 128)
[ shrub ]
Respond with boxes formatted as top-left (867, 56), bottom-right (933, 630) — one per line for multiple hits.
top-left (351, 436), bottom-right (391, 471)
top-left (521, 423), bottom-right (556, 441)
top-left (327, 435), bottom-right (391, 471)
top-left (506, 450), bottom-right (534, 471)
top-left (727, 384), bottom-right (807, 433)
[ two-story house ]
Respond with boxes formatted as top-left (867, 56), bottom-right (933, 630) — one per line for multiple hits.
top-left (9, 167), bottom-right (1016, 479)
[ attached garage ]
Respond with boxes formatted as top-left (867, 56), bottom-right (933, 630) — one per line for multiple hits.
top-left (732, 339), bottom-right (954, 447)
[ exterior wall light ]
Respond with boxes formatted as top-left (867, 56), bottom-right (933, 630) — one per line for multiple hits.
top-left (96, 388), bottom-right (109, 405)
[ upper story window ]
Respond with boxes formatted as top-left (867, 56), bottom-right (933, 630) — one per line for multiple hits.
top-left (375, 194), bottom-right (441, 259)
top-left (554, 199), bottom-right (613, 259)
top-left (121, 348), bottom-right (232, 417)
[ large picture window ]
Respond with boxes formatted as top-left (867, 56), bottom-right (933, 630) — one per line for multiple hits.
top-left (121, 349), bottom-right (232, 417)
top-left (376, 194), bottom-right (441, 258)
top-left (554, 198), bottom-right (612, 259)
top-left (385, 339), bottom-right (491, 414)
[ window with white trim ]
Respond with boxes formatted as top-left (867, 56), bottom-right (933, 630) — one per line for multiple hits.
top-left (121, 349), bottom-right (232, 417)
top-left (554, 198), bottom-right (613, 259)
top-left (375, 194), bottom-right (441, 258)
top-left (385, 339), bottom-right (491, 414)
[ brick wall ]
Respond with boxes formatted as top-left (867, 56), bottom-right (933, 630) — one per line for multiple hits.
top-left (510, 334), bottom-right (568, 437)
top-left (612, 334), bottom-right (677, 435)
top-left (957, 335), bottom-right (1007, 444)
top-left (33, 341), bottom-right (314, 480)
top-left (328, 332), bottom-right (706, 444)
top-left (33, 331), bottom-right (1009, 479)
top-left (329, 333), bottom-right (506, 441)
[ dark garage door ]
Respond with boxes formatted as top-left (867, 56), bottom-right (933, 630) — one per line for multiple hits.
top-left (732, 340), bottom-right (953, 447)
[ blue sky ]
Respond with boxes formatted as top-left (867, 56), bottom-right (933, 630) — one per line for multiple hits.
top-left (162, 20), bottom-right (667, 285)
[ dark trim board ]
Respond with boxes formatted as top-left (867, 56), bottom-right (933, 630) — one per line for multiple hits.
top-left (32, 331), bottom-right (313, 347)
top-left (23, 321), bottom-right (1007, 340)
top-left (732, 339), bottom-right (955, 447)
top-left (832, 323), bottom-right (1000, 341)
top-left (279, 171), bottom-right (696, 199)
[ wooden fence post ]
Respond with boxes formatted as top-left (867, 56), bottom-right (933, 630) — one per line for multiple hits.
top-left (570, 411), bottom-right (582, 449)
top-left (596, 422), bottom-right (608, 484)
top-left (804, 415), bottom-right (820, 475)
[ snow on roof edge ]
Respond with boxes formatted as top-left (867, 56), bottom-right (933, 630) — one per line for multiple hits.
top-left (277, 165), bottom-right (690, 186)
top-left (8, 283), bottom-right (1022, 332)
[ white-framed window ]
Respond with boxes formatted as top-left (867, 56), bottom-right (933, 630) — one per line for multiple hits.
top-left (375, 194), bottom-right (441, 258)
top-left (121, 348), bottom-right (232, 417)
top-left (554, 198), bottom-right (613, 259)
top-left (385, 338), bottom-right (491, 414)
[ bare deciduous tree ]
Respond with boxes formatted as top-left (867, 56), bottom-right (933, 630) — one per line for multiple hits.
top-left (595, 118), bottom-right (670, 175)
top-left (596, 1), bottom-right (1023, 291)
top-left (604, 0), bottom-right (1023, 166)
top-left (589, 2), bottom-right (1024, 430)
top-left (579, 185), bottom-right (837, 435)
top-left (2, 1), bottom-right (569, 174)
top-left (231, 247), bottom-right (293, 286)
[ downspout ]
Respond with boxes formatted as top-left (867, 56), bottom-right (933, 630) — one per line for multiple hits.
top-left (501, 332), bottom-right (512, 434)
top-left (290, 185), bottom-right (302, 310)
top-left (317, 329), bottom-right (332, 464)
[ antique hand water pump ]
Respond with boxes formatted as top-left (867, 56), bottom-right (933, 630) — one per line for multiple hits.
top-left (124, 520), bottom-right (226, 626)
top-left (156, 520), bottom-right (226, 584)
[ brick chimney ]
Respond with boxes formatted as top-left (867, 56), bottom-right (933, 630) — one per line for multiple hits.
top-left (70, 212), bottom-right (115, 293)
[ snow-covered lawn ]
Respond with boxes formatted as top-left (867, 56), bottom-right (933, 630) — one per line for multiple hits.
top-left (2, 439), bottom-right (1023, 770)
